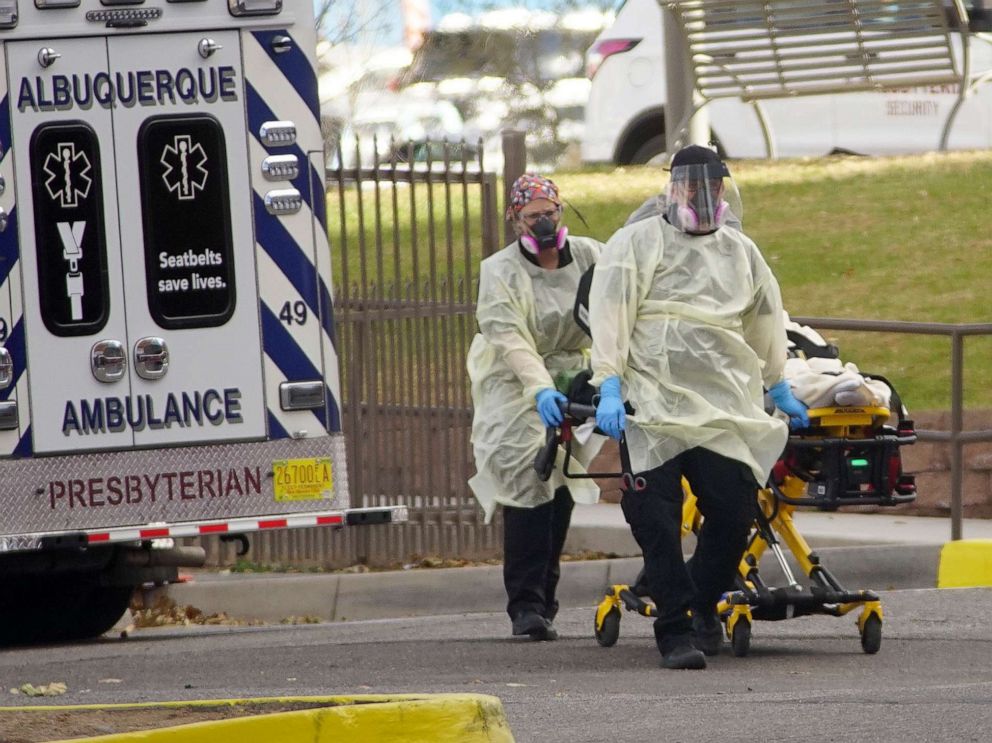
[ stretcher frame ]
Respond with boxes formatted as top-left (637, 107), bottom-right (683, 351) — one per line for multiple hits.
top-left (536, 404), bottom-right (916, 656)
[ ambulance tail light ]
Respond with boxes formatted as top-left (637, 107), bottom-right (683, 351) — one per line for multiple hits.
top-left (0, 0), bottom-right (17, 28)
top-left (0, 402), bottom-right (16, 431)
top-left (264, 188), bottom-right (302, 215)
top-left (228, 0), bottom-right (282, 16)
top-left (280, 381), bottom-right (325, 411)
top-left (259, 121), bottom-right (297, 147)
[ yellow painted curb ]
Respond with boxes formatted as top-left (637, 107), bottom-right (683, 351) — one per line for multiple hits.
top-left (937, 539), bottom-right (992, 588)
top-left (2, 694), bottom-right (515, 742)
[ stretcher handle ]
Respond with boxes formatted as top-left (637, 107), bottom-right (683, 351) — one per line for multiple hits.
top-left (555, 400), bottom-right (596, 420)
top-left (529, 400), bottom-right (646, 491)
top-left (534, 402), bottom-right (594, 481)
top-left (533, 428), bottom-right (559, 482)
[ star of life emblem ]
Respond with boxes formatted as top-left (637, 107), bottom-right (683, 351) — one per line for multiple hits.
top-left (43, 142), bottom-right (93, 209)
top-left (161, 134), bottom-right (209, 201)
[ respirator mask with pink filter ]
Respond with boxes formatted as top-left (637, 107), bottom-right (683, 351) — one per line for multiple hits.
top-left (520, 212), bottom-right (568, 254)
top-left (663, 148), bottom-right (741, 235)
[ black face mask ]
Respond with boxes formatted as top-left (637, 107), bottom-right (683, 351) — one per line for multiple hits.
top-left (530, 216), bottom-right (559, 250)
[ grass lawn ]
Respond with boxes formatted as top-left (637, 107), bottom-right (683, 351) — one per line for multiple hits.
top-left (330, 151), bottom-right (992, 411)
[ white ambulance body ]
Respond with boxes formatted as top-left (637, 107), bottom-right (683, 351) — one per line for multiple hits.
top-left (0, 0), bottom-right (401, 643)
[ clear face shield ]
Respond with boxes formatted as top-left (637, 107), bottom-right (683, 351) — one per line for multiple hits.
top-left (665, 163), bottom-right (743, 235)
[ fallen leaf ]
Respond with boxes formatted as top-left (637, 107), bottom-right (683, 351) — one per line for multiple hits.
top-left (12, 682), bottom-right (67, 697)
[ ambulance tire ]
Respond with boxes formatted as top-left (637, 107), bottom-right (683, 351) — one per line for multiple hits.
top-left (0, 578), bottom-right (131, 645)
top-left (65, 585), bottom-right (135, 641)
top-left (0, 578), bottom-right (74, 645)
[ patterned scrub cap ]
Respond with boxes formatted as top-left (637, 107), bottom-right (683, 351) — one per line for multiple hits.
top-left (506, 173), bottom-right (561, 220)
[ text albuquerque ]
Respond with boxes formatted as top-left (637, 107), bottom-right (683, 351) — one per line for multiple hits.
top-left (17, 66), bottom-right (238, 112)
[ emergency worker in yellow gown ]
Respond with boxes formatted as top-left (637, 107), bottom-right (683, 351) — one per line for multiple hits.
top-left (468, 174), bottom-right (605, 641)
top-left (590, 146), bottom-right (808, 668)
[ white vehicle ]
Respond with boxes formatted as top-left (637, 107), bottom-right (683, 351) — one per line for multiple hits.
top-left (582, 0), bottom-right (992, 163)
top-left (0, 0), bottom-right (403, 643)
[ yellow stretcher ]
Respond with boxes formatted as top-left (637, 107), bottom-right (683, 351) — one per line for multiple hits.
top-left (589, 406), bottom-right (918, 656)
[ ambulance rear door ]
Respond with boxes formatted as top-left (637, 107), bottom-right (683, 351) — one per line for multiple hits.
top-left (108, 31), bottom-right (266, 448)
top-left (7, 38), bottom-right (133, 454)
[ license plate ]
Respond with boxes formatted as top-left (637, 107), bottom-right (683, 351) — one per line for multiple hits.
top-left (272, 458), bottom-right (333, 502)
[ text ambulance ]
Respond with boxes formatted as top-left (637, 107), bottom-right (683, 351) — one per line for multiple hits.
top-left (0, 0), bottom-right (403, 644)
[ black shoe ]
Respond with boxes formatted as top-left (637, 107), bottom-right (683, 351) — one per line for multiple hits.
top-left (691, 611), bottom-right (723, 657)
top-left (661, 637), bottom-right (706, 670)
top-left (512, 611), bottom-right (558, 641)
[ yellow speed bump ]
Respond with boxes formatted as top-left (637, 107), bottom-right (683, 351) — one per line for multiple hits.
top-left (2, 693), bottom-right (515, 743)
top-left (937, 539), bottom-right (992, 588)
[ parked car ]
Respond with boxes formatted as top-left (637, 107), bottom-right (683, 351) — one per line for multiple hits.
top-left (581, 0), bottom-right (992, 164)
top-left (329, 94), bottom-right (466, 168)
top-left (400, 10), bottom-right (610, 166)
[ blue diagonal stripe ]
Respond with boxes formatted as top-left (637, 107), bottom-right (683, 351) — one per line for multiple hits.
top-left (14, 425), bottom-right (32, 457)
top-left (317, 277), bottom-right (337, 348)
top-left (260, 302), bottom-right (322, 384)
top-left (260, 305), bottom-right (327, 429)
top-left (268, 411), bottom-right (289, 440)
top-left (306, 167), bottom-right (337, 348)
top-left (324, 384), bottom-right (341, 433)
top-left (0, 93), bottom-right (10, 162)
top-left (0, 206), bottom-right (17, 287)
top-left (250, 30), bottom-right (320, 122)
top-left (253, 192), bottom-right (319, 316)
top-left (309, 156), bottom-right (327, 233)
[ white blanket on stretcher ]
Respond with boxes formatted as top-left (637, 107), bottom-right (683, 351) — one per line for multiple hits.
top-left (784, 356), bottom-right (892, 409)
top-left (782, 314), bottom-right (892, 409)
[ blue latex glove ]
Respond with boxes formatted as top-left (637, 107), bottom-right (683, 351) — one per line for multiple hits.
top-left (595, 376), bottom-right (626, 440)
top-left (769, 380), bottom-right (809, 430)
top-left (536, 388), bottom-right (568, 428)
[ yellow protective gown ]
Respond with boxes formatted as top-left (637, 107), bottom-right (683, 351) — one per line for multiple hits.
top-left (589, 217), bottom-right (789, 484)
top-left (468, 236), bottom-right (605, 523)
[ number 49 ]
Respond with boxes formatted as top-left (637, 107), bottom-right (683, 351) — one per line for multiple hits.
top-left (279, 301), bottom-right (308, 326)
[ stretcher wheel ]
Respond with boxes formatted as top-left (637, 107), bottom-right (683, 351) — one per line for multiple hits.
top-left (595, 606), bottom-right (621, 647)
top-left (860, 614), bottom-right (882, 655)
top-left (731, 619), bottom-right (751, 657)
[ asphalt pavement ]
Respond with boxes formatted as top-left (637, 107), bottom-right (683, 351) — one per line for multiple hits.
top-left (158, 504), bottom-right (992, 625)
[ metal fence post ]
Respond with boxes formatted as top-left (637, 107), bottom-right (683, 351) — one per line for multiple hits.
top-left (950, 331), bottom-right (964, 541)
top-left (501, 129), bottom-right (526, 247)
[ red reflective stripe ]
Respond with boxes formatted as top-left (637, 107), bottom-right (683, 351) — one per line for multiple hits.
top-left (199, 524), bottom-right (229, 534)
top-left (140, 528), bottom-right (170, 538)
top-left (317, 515), bottom-right (343, 525)
top-left (89, 533), bottom-right (111, 543)
top-left (259, 519), bottom-right (287, 529)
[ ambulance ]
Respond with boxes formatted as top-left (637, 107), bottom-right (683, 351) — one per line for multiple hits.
top-left (0, 0), bottom-right (404, 644)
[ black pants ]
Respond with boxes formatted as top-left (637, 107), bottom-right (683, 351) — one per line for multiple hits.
top-left (620, 448), bottom-right (757, 653)
top-left (502, 486), bottom-right (574, 621)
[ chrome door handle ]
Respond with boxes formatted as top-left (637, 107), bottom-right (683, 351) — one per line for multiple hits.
top-left (91, 340), bottom-right (127, 383)
top-left (134, 337), bottom-right (169, 380)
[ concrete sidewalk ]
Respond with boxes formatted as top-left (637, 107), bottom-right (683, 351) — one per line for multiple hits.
top-left (564, 502), bottom-right (992, 555)
top-left (160, 504), bottom-right (992, 625)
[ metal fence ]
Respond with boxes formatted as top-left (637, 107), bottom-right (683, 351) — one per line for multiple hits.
top-left (326, 137), bottom-right (503, 566)
top-left (793, 317), bottom-right (992, 541)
